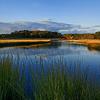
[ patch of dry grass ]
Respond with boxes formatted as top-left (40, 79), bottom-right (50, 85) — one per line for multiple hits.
top-left (0, 39), bottom-right (51, 43)
top-left (67, 39), bottom-right (100, 51)
top-left (67, 39), bottom-right (100, 45)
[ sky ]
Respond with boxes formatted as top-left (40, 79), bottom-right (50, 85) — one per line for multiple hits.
top-left (0, 0), bottom-right (100, 26)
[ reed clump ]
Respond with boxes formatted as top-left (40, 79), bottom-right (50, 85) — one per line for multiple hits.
top-left (0, 56), bottom-right (100, 100)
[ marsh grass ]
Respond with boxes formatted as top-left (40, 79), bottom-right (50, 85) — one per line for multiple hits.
top-left (0, 39), bottom-right (51, 48)
top-left (0, 55), bottom-right (100, 100)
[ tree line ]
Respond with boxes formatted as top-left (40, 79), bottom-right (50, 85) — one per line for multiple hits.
top-left (0, 30), bottom-right (100, 39)
top-left (63, 31), bottom-right (100, 40)
top-left (0, 30), bottom-right (62, 39)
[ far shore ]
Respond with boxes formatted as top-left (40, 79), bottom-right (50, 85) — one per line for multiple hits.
top-left (67, 39), bottom-right (100, 50)
top-left (67, 39), bottom-right (100, 45)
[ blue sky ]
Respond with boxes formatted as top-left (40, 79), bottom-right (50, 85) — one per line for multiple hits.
top-left (0, 0), bottom-right (100, 26)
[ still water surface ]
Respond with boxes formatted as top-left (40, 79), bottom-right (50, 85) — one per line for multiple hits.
top-left (0, 41), bottom-right (100, 83)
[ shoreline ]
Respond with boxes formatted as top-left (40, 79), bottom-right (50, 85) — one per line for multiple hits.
top-left (67, 39), bottom-right (100, 50)
top-left (67, 39), bottom-right (100, 45)
top-left (0, 39), bottom-right (51, 43)
top-left (0, 39), bottom-right (51, 47)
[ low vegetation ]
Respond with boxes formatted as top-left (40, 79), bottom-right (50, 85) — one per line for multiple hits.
top-left (0, 55), bottom-right (100, 100)
top-left (63, 32), bottom-right (100, 50)
top-left (67, 40), bottom-right (100, 51)
top-left (0, 30), bottom-right (62, 47)
top-left (0, 30), bottom-right (100, 99)
top-left (63, 31), bottom-right (100, 40)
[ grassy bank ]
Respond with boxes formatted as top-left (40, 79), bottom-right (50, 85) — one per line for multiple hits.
top-left (67, 39), bottom-right (100, 51)
top-left (0, 39), bottom-right (51, 43)
top-left (67, 39), bottom-right (100, 45)
top-left (0, 39), bottom-right (51, 47)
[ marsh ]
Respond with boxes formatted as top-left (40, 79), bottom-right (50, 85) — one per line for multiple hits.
top-left (0, 41), bottom-right (100, 100)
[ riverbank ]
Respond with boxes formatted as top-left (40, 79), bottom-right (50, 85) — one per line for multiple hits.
top-left (67, 39), bottom-right (100, 50)
top-left (0, 39), bottom-right (51, 43)
top-left (0, 39), bottom-right (51, 47)
top-left (67, 39), bottom-right (100, 45)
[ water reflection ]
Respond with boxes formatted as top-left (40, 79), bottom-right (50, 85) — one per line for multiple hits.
top-left (88, 45), bottom-right (100, 51)
top-left (0, 41), bottom-right (100, 81)
top-left (1, 41), bottom-right (100, 98)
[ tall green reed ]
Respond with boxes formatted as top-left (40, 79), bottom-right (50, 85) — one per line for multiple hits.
top-left (0, 54), bottom-right (100, 100)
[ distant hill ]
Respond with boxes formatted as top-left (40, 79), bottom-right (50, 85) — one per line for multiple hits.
top-left (0, 21), bottom-right (100, 34)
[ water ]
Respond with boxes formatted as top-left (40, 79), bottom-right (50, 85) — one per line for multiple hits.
top-left (0, 41), bottom-right (100, 98)
top-left (0, 41), bottom-right (100, 83)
